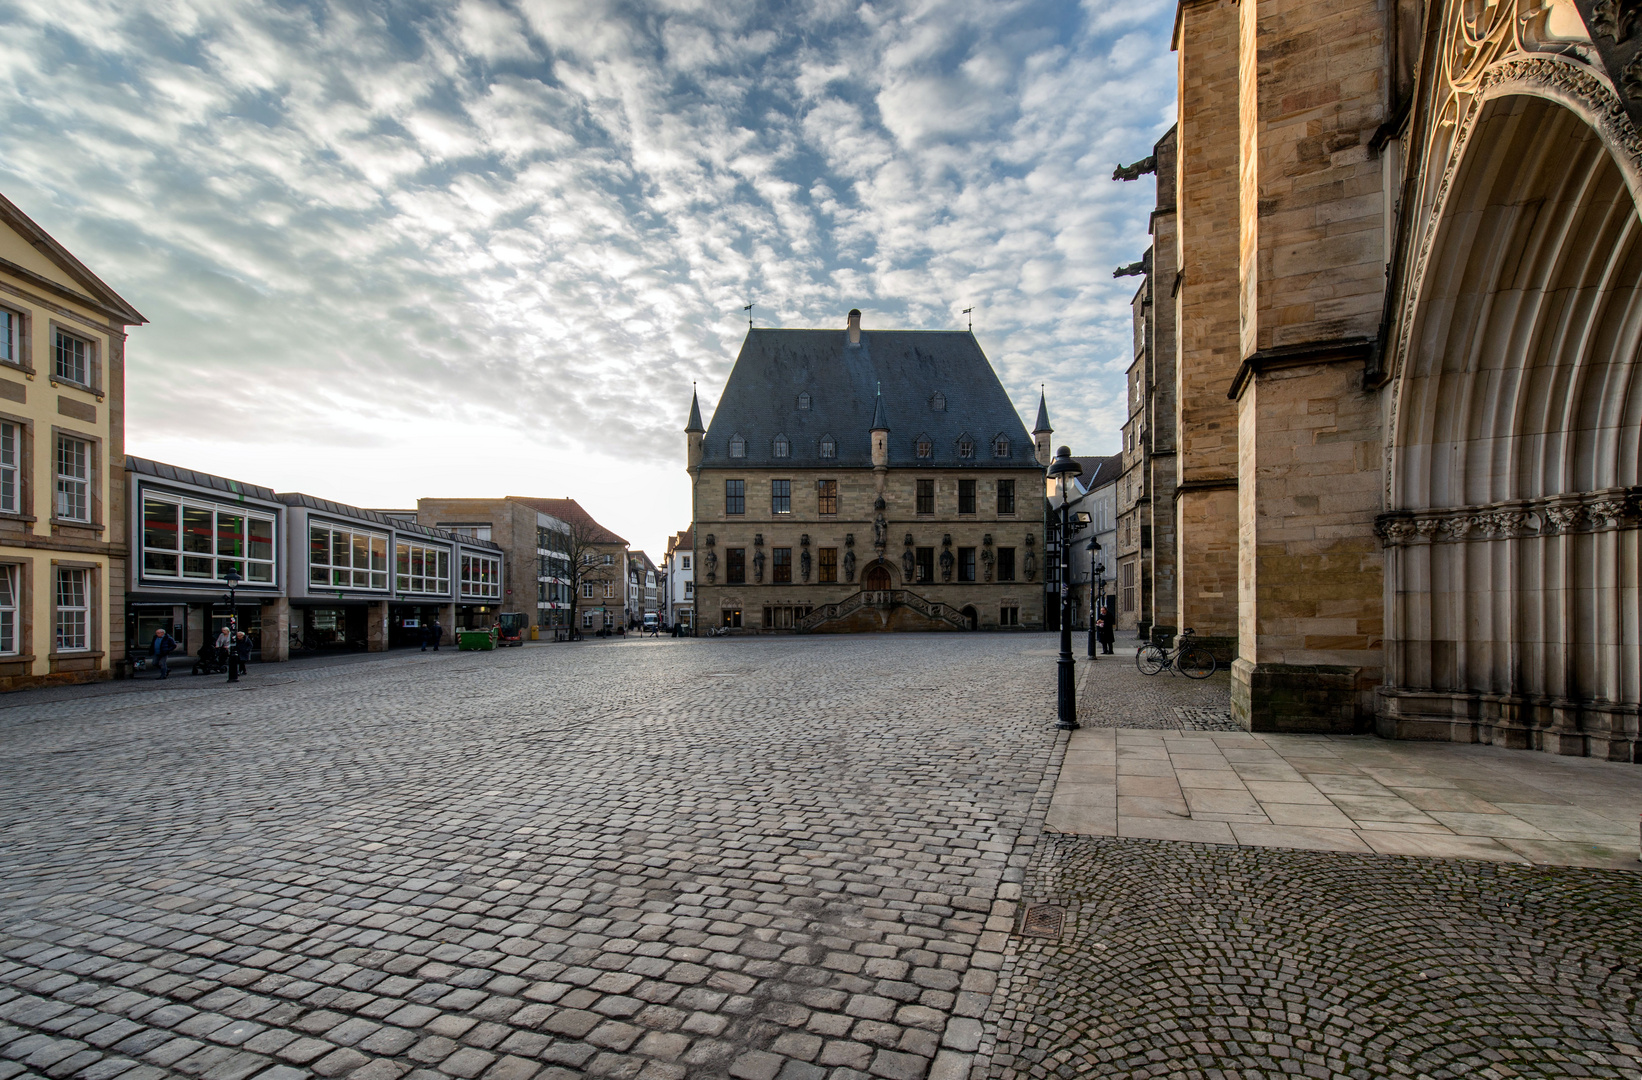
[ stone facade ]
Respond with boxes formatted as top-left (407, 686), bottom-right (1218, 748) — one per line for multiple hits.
top-left (1158, 0), bottom-right (1642, 757)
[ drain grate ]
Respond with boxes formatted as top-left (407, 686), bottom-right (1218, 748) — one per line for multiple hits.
top-left (1019, 903), bottom-right (1065, 938)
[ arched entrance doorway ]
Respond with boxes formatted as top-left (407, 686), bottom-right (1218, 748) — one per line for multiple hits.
top-left (863, 565), bottom-right (892, 591)
top-left (960, 605), bottom-right (978, 630)
top-left (1383, 93), bottom-right (1642, 760)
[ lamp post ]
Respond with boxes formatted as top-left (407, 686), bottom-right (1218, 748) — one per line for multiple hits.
top-left (1087, 539), bottom-right (1103, 658)
top-left (222, 567), bottom-right (241, 683)
top-left (1047, 446), bottom-right (1082, 729)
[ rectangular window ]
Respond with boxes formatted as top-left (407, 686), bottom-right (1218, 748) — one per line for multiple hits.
top-left (818, 547), bottom-right (837, 583)
top-left (727, 548), bottom-right (746, 584)
top-left (0, 564), bottom-right (16, 654)
top-left (309, 523), bottom-right (390, 590)
top-left (1000, 606), bottom-right (1019, 626)
top-left (998, 479), bottom-right (1016, 515)
top-left (915, 547), bottom-right (934, 584)
top-left (53, 331), bottom-right (87, 385)
top-left (958, 479), bottom-right (976, 515)
top-left (1122, 560), bottom-right (1136, 613)
top-left (773, 547), bottom-right (791, 583)
top-left (772, 479), bottom-right (791, 514)
top-left (0, 310), bottom-right (14, 364)
top-left (460, 553), bottom-right (502, 599)
top-left (0, 422), bottom-right (18, 513)
top-left (55, 567), bottom-right (88, 652)
top-left (682, 554), bottom-right (691, 570)
top-left (817, 479), bottom-right (838, 515)
top-left (722, 608), bottom-right (742, 628)
top-left (603, 582), bottom-right (614, 599)
top-left (55, 436), bottom-right (89, 522)
top-left (396, 542), bottom-right (451, 595)
top-left (582, 611), bottom-right (593, 629)
top-left (916, 478), bottom-right (934, 515)
top-left (685, 580), bottom-right (694, 596)
top-left (958, 547), bottom-right (976, 582)
top-left (725, 479), bottom-right (745, 515)
top-left (998, 547), bottom-right (1016, 582)
top-left (583, 582), bottom-right (596, 599)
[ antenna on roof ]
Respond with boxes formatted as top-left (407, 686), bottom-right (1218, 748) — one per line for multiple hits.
top-left (743, 301), bottom-right (753, 329)
top-left (963, 307), bottom-right (973, 332)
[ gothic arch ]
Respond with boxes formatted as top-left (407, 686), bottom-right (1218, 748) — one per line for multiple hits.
top-left (1382, 91), bottom-right (1642, 759)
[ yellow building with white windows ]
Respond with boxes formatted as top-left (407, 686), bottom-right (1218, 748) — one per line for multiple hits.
top-left (0, 194), bottom-right (144, 688)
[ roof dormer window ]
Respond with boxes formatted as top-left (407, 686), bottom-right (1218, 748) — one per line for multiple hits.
top-left (798, 392), bottom-right (811, 410)
top-left (819, 435), bottom-right (836, 459)
top-left (957, 434), bottom-right (975, 459)
top-left (915, 434), bottom-right (933, 459)
top-left (729, 434), bottom-right (746, 459)
top-left (992, 435), bottom-right (1011, 459)
top-left (773, 434), bottom-right (790, 458)
top-left (930, 391), bottom-right (946, 412)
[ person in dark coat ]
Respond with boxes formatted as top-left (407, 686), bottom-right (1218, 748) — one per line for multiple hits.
top-left (428, 619), bottom-right (443, 651)
top-left (235, 631), bottom-right (252, 674)
top-left (151, 627), bottom-right (176, 679)
top-left (1096, 605), bottom-right (1116, 654)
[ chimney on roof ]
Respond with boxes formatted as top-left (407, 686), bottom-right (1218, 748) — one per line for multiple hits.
top-left (847, 308), bottom-right (862, 346)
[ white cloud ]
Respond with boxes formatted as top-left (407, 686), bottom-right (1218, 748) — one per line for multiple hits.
top-left (0, 0), bottom-right (1175, 557)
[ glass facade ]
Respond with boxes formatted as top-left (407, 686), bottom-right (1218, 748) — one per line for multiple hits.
top-left (460, 552), bottom-right (501, 599)
top-left (310, 524), bottom-right (389, 590)
top-left (143, 495), bottom-right (275, 583)
top-left (396, 541), bottom-right (451, 595)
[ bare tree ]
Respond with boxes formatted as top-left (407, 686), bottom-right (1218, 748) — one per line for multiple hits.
top-left (562, 518), bottom-right (618, 638)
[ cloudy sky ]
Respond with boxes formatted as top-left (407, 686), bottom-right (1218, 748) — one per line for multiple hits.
top-left (1, 0), bottom-right (1176, 558)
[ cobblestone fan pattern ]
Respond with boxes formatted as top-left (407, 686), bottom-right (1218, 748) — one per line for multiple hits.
top-left (0, 636), bottom-right (1069, 1080)
top-left (990, 834), bottom-right (1642, 1079)
top-left (1076, 657), bottom-right (1239, 731)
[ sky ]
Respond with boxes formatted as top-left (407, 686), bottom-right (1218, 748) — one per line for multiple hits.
top-left (0, 0), bottom-right (1177, 559)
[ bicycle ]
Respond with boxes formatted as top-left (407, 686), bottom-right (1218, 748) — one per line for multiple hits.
top-left (1136, 628), bottom-right (1218, 679)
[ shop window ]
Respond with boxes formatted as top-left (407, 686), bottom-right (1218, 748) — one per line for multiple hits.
top-left (461, 553), bottom-right (502, 599)
top-left (773, 547), bottom-right (791, 583)
top-left (817, 479), bottom-right (837, 515)
top-left (998, 479), bottom-right (1016, 515)
top-left (55, 567), bottom-right (88, 652)
top-left (998, 547), bottom-right (1016, 582)
top-left (958, 547), bottom-right (976, 582)
top-left (727, 548), bottom-right (746, 584)
top-left (916, 547), bottom-right (934, 583)
top-left (916, 479), bottom-right (934, 515)
top-left (1000, 606), bottom-right (1019, 626)
top-left (53, 330), bottom-right (88, 385)
top-left (0, 564), bottom-right (16, 654)
top-left (0, 422), bottom-right (17, 513)
top-left (310, 524), bottom-right (389, 590)
top-left (958, 479), bottom-right (976, 515)
top-left (396, 542), bottom-right (451, 595)
top-left (772, 479), bottom-right (791, 514)
top-left (818, 547), bottom-right (837, 583)
top-left (55, 435), bottom-right (89, 522)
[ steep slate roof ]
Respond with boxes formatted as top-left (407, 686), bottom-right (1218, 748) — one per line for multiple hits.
top-left (1073, 455), bottom-right (1124, 493)
top-left (700, 329), bottom-right (1033, 469)
top-left (507, 497), bottom-right (628, 546)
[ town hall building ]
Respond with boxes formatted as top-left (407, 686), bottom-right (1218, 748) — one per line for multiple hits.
top-left (686, 310), bottom-right (1047, 633)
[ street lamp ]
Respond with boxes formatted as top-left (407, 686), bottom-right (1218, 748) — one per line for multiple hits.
top-left (1087, 538), bottom-right (1103, 658)
top-left (1046, 446), bottom-right (1082, 730)
top-left (222, 567), bottom-right (241, 683)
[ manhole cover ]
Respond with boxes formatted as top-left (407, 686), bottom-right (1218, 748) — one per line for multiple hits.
top-left (1019, 903), bottom-right (1065, 938)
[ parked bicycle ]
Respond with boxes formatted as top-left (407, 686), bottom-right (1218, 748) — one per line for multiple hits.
top-left (1136, 628), bottom-right (1217, 679)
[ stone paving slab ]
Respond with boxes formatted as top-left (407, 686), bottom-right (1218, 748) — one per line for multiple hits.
top-left (1048, 726), bottom-right (1642, 868)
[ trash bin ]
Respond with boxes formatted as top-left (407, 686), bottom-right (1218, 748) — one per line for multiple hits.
top-left (457, 629), bottom-right (496, 651)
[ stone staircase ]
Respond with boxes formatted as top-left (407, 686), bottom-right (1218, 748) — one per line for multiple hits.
top-left (797, 589), bottom-right (971, 633)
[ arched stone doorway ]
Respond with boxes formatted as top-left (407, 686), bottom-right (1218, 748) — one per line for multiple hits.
top-left (1382, 93), bottom-right (1642, 760)
top-left (863, 565), bottom-right (892, 592)
top-left (960, 605), bottom-right (978, 630)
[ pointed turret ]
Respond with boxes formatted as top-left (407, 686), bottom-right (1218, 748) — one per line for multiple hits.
top-left (686, 386), bottom-right (705, 472)
top-left (870, 386), bottom-right (889, 469)
top-left (1033, 389), bottom-right (1053, 466)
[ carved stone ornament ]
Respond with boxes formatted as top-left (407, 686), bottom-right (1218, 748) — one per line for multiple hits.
top-left (843, 548), bottom-right (856, 582)
top-left (753, 548), bottom-right (766, 583)
top-left (1375, 488), bottom-right (1640, 545)
top-left (800, 547), bottom-right (812, 582)
top-left (904, 532), bottom-right (914, 547)
top-left (801, 534), bottom-right (810, 546)
top-left (706, 533), bottom-right (715, 547)
top-left (705, 548), bottom-right (718, 584)
top-left (754, 533), bottom-right (764, 547)
top-left (845, 533), bottom-right (854, 547)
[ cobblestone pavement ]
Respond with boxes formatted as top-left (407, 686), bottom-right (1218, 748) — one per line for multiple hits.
top-left (1076, 649), bottom-right (1238, 731)
top-left (990, 833), bottom-right (1642, 1080)
top-left (0, 636), bottom-right (1068, 1080)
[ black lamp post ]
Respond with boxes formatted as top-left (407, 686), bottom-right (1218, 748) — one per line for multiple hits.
top-left (1087, 539), bottom-right (1103, 658)
top-left (1047, 446), bottom-right (1082, 729)
top-left (222, 567), bottom-right (241, 683)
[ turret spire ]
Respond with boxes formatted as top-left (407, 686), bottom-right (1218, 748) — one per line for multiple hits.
top-left (685, 384), bottom-right (704, 433)
top-left (870, 383), bottom-right (889, 432)
top-left (1033, 386), bottom-right (1051, 434)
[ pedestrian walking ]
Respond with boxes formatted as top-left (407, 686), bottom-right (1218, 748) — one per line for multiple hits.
top-left (150, 627), bottom-right (176, 679)
top-left (1096, 605), bottom-right (1115, 655)
top-left (428, 619), bottom-right (443, 651)
top-left (235, 631), bottom-right (252, 675)
top-left (215, 626), bottom-right (232, 670)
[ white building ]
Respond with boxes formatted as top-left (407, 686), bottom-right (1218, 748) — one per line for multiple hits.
top-left (663, 527), bottom-right (694, 630)
top-left (1065, 455), bottom-right (1121, 634)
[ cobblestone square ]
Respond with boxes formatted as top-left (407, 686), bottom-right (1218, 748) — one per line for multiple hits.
top-left (2, 637), bottom-right (1641, 1080)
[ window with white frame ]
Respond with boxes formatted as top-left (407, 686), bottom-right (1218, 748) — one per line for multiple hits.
top-left (582, 582), bottom-right (596, 599)
top-left (0, 564), bottom-right (16, 654)
top-left (0, 422), bottom-right (18, 513)
top-left (685, 580), bottom-right (693, 596)
top-left (396, 541), bottom-right (451, 595)
top-left (460, 553), bottom-right (501, 598)
top-left (143, 495), bottom-right (275, 583)
top-left (54, 330), bottom-right (88, 385)
top-left (310, 523), bottom-right (389, 590)
top-left (582, 611), bottom-right (593, 628)
top-left (441, 523), bottom-right (492, 541)
top-left (55, 435), bottom-right (89, 522)
top-left (603, 582), bottom-right (615, 599)
top-left (55, 567), bottom-right (88, 652)
top-left (0, 310), bottom-right (16, 365)
top-left (682, 554), bottom-right (691, 569)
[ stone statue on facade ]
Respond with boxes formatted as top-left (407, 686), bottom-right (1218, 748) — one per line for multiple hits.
top-left (843, 548), bottom-right (856, 582)
top-left (704, 535), bottom-right (718, 584)
top-left (873, 495), bottom-right (888, 553)
top-left (753, 548), bottom-right (765, 583)
top-left (902, 547), bottom-right (914, 581)
top-left (940, 533), bottom-right (954, 583)
top-left (1023, 534), bottom-right (1036, 581)
top-left (981, 545), bottom-right (995, 582)
top-left (800, 534), bottom-right (812, 583)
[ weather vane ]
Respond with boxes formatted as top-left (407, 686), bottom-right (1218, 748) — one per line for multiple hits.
top-left (963, 307), bottom-right (973, 332)
top-left (743, 301), bottom-right (753, 328)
